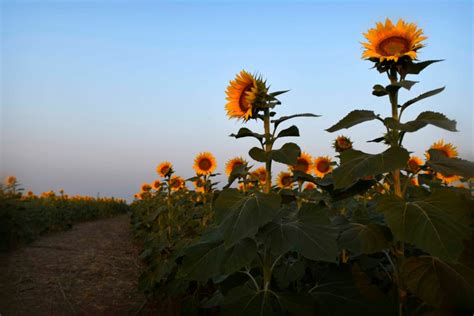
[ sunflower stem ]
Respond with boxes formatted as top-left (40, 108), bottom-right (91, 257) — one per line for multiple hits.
top-left (388, 73), bottom-right (402, 198)
top-left (263, 109), bottom-right (273, 194)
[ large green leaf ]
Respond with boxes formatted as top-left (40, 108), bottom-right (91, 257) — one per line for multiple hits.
top-left (221, 285), bottom-right (283, 316)
top-left (401, 256), bottom-right (474, 311)
top-left (214, 189), bottom-right (281, 248)
top-left (377, 190), bottom-right (472, 261)
top-left (426, 149), bottom-right (474, 179)
top-left (221, 238), bottom-right (258, 274)
top-left (230, 127), bottom-right (264, 142)
top-left (264, 203), bottom-right (338, 262)
top-left (404, 59), bottom-right (443, 75)
top-left (326, 110), bottom-right (378, 132)
top-left (339, 223), bottom-right (392, 254)
top-left (276, 125), bottom-right (300, 138)
top-left (400, 87), bottom-right (445, 112)
top-left (178, 240), bottom-right (226, 282)
top-left (270, 142), bottom-right (301, 165)
top-left (332, 147), bottom-right (409, 189)
top-left (249, 147), bottom-right (266, 162)
top-left (384, 111), bottom-right (457, 132)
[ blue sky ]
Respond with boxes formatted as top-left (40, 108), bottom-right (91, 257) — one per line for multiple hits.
top-left (1, 0), bottom-right (472, 199)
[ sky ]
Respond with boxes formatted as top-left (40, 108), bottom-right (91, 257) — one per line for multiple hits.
top-left (1, 0), bottom-right (472, 200)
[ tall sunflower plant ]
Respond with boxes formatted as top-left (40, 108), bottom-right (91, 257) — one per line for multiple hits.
top-left (323, 18), bottom-right (474, 315)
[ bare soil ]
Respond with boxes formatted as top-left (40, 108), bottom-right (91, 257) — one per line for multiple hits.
top-left (0, 214), bottom-right (146, 315)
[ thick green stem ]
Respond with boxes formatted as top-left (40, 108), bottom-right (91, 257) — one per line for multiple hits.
top-left (263, 109), bottom-right (273, 194)
top-left (389, 76), bottom-right (402, 198)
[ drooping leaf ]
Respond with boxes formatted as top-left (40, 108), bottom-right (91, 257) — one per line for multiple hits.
top-left (391, 80), bottom-right (418, 90)
top-left (272, 113), bottom-right (320, 128)
top-left (264, 203), bottom-right (338, 262)
top-left (372, 84), bottom-right (388, 97)
top-left (214, 189), bottom-right (281, 248)
top-left (426, 149), bottom-right (474, 179)
top-left (401, 256), bottom-right (474, 311)
top-left (384, 111), bottom-right (457, 132)
top-left (326, 110), bottom-right (378, 132)
top-left (332, 147), bottom-right (409, 189)
top-left (230, 127), bottom-right (264, 142)
top-left (270, 142), bottom-right (301, 165)
top-left (404, 59), bottom-right (443, 75)
top-left (221, 238), bottom-right (258, 274)
top-left (400, 87), bottom-right (445, 112)
top-left (339, 223), bottom-right (392, 254)
top-left (249, 147), bottom-right (266, 162)
top-left (276, 125), bottom-right (300, 138)
top-left (377, 190), bottom-right (472, 261)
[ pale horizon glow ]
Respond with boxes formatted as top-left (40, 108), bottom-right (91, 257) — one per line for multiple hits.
top-left (1, 0), bottom-right (472, 200)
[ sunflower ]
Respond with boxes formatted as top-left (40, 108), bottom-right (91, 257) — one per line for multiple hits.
top-left (152, 179), bottom-right (162, 190)
top-left (333, 136), bottom-right (353, 153)
top-left (314, 156), bottom-right (333, 178)
top-left (277, 171), bottom-right (294, 189)
top-left (193, 152), bottom-right (217, 175)
top-left (225, 70), bottom-right (263, 120)
top-left (141, 183), bottom-right (152, 192)
top-left (362, 18), bottom-right (427, 63)
top-left (436, 173), bottom-right (461, 185)
top-left (5, 175), bottom-right (17, 186)
top-left (304, 182), bottom-right (316, 191)
top-left (407, 156), bottom-right (423, 173)
top-left (289, 152), bottom-right (313, 174)
top-left (225, 157), bottom-right (247, 176)
top-left (194, 178), bottom-right (206, 193)
top-left (169, 175), bottom-right (186, 191)
top-left (238, 182), bottom-right (254, 191)
top-left (425, 140), bottom-right (458, 160)
top-left (251, 166), bottom-right (267, 184)
top-left (410, 177), bottom-right (419, 186)
top-left (156, 161), bottom-right (173, 177)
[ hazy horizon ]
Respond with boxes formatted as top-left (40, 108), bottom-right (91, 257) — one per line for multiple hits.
top-left (1, 0), bottom-right (472, 200)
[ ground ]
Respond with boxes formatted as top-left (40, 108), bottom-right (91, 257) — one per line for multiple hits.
top-left (0, 214), bottom-right (147, 315)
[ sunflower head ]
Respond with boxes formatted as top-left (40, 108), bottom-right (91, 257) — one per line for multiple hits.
top-left (304, 182), bottom-right (316, 191)
top-left (410, 177), bottom-right (419, 186)
top-left (141, 183), bottom-right (152, 192)
top-left (152, 180), bottom-right (162, 190)
top-left (5, 175), bottom-right (17, 186)
top-left (238, 182), bottom-right (255, 191)
top-left (333, 136), bottom-right (353, 153)
top-left (362, 18), bottom-right (427, 63)
top-left (251, 166), bottom-right (267, 184)
top-left (225, 157), bottom-right (247, 176)
top-left (314, 156), bottom-right (333, 178)
top-left (193, 152), bottom-right (217, 175)
top-left (225, 70), bottom-right (268, 121)
top-left (277, 171), bottom-right (294, 189)
top-left (170, 175), bottom-right (186, 191)
top-left (26, 190), bottom-right (34, 197)
top-left (425, 140), bottom-right (458, 160)
top-left (194, 178), bottom-right (206, 193)
top-left (289, 152), bottom-right (313, 174)
top-left (156, 162), bottom-right (173, 178)
top-left (407, 156), bottom-right (424, 173)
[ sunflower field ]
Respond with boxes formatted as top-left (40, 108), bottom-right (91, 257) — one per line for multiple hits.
top-left (0, 176), bottom-right (129, 251)
top-left (131, 19), bottom-right (474, 315)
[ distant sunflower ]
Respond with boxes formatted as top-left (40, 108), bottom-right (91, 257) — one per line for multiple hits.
top-left (333, 136), bottom-right (353, 153)
top-left (238, 182), bottom-right (254, 191)
top-left (314, 156), bottom-right (333, 178)
top-left (152, 180), bottom-right (162, 190)
top-left (141, 183), bottom-right (152, 192)
top-left (289, 152), bottom-right (313, 174)
top-left (194, 178), bottom-right (206, 193)
top-left (362, 18), bottom-right (427, 62)
top-left (407, 156), bottom-right (423, 173)
top-left (170, 176), bottom-right (186, 191)
top-left (251, 166), bottom-right (267, 184)
top-left (225, 70), bottom-right (260, 120)
top-left (425, 140), bottom-right (458, 160)
top-left (410, 177), bottom-right (419, 186)
top-left (304, 182), bottom-right (316, 191)
top-left (5, 175), bottom-right (17, 186)
top-left (193, 152), bottom-right (217, 175)
top-left (156, 162), bottom-right (173, 177)
top-left (225, 157), bottom-right (247, 176)
top-left (277, 171), bottom-right (294, 189)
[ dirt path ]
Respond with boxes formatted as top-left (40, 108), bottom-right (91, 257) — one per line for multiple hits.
top-left (0, 214), bottom-right (146, 315)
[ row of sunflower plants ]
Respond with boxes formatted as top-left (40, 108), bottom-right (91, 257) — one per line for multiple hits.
top-left (0, 176), bottom-right (129, 251)
top-left (131, 18), bottom-right (474, 316)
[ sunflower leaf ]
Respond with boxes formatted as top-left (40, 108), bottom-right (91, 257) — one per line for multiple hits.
top-left (376, 189), bottom-right (472, 261)
top-left (367, 136), bottom-right (386, 143)
top-left (332, 147), bottom-right (409, 189)
top-left (384, 111), bottom-right (457, 132)
top-left (338, 223), bottom-right (392, 254)
top-left (214, 189), bottom-right (281, 248)
top-left (400, 256), bottom-right (474, 310)
top-left (372, 84), bottom-right (388, 97)
top-left (387, 80), bottom-right (418, 91)
top-left (249, 147), bottom-right (267, 163)
top-left (326, 110), bottom-right (378, 132)
top-left (230, 127), bottom-right (264, 142)
top-left (404, 59), bottom-right (444, 75)
top-left (270, 142), bottom-right (301, 165)
top-left (426, 149), bottom-right (474, 179)
top-left (276, 125), bottom-right (300, 138)
top-left (400, 87), bottom-right (445, 112)
top-left (272, 113), bottom-right (320, 128)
